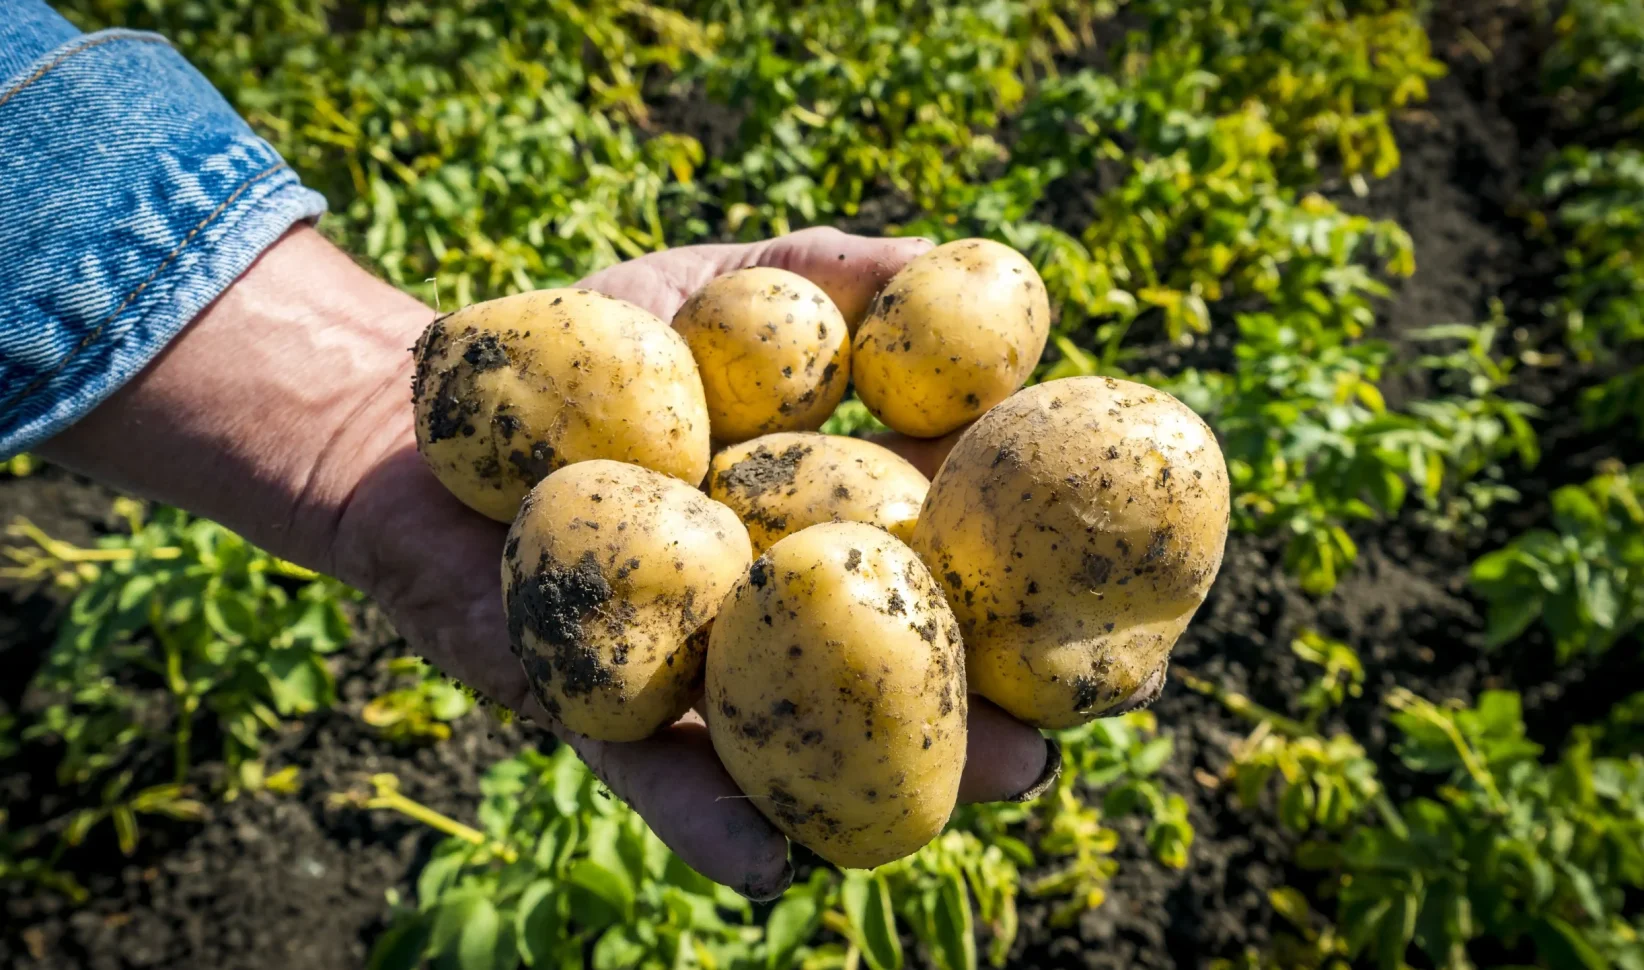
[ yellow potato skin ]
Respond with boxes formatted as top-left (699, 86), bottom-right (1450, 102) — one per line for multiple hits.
top-left (503, 460), bottom-right (751, 743)
top-left (671, 268), bottom-right (851, 443)
top-left (852, 239), bottom-right (1050, 438)
top-left (706, 522), bottom-right (967, 869)
top-left (912, 377), bottom-right (1230, 729)
top-left (412, 288), bottom-right (712, 522)
top-left (707, 432), bottom-right (930, 553)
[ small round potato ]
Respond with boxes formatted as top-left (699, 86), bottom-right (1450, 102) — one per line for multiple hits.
top-left (852, 239), bottom-right (1050, 438)
top-left (706, 522), bottom-right (967, 870)
top-left (413, 288), bottom-right (711, 522)
top-left (503, 460), bottom-right (752, 742)
top-left (707, 432), bottom-right (930, 553)
top-left (912, 377), bottom-right (1230, 729)
top-left (671, 268), bottom-right (851, 443)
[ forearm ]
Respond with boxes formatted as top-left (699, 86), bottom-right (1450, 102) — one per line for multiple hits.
top-left (39, 226), bottom-right (433, 576)
top-left (1, 1), bottom-right (349, 551)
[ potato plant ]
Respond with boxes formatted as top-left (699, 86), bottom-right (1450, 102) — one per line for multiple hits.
top-left (1471, 462), bottom-right (1644, 660)
top-left (0, 502), bottom-right (347, 884)
top-left (345, 746), bottom-right (1023, 970)
top-left (363, 658), bottom-right (479, 746)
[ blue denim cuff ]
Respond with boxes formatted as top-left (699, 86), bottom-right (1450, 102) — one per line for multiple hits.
top-left (0, 16), bottom-right (329, 457)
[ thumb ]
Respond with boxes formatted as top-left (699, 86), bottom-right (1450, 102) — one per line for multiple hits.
top-left (755, 227), bottom-right (934, 332)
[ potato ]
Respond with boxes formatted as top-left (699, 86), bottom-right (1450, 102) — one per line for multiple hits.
top-left (706, 522), bottom-right (967, 869)
top-left (852, 239), bottom-right (1050, 438)
top-left (503, 460), bottom-right (751, 742)
top-left (706, 432), bottom-right (930, 553)
top-left (912, 376), bottom-right (1229, 729)
top-left (413, 288), bottom-right (711, 522)
top-left (671, 268), bottom-right (851, 443)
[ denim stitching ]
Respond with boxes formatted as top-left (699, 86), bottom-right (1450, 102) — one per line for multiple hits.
top-left (1, 163), bottom-right (289, 412)
top-left (0, 32), bottom-right (171, 111)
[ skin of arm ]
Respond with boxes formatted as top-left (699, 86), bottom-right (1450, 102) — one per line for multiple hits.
top-left (39, 223), bottom-right (1055, 899)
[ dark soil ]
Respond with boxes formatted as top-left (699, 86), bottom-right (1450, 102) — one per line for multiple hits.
top-left (4, 3), bottom-right (1640, 969)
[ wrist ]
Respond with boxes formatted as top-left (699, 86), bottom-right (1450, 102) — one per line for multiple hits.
top-left (39, 225), bottom-right (434, 578)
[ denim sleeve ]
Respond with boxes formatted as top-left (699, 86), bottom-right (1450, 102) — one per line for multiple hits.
top-left (0, 0), bottom-right (329, 457)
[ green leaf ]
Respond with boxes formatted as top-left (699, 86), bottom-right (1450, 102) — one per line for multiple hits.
top-left (592, 927), bottom-right (648, 970)
top-left (369, 917), bottom-right (434, 970)
top-left (1267, 887), bottom-right (1312, 930)
top-left (447, 897), bottom-right (503, 970)
top-left (112, 805), bottom-right (139, 856)
top-left (764, 888), bottom-right (823, 969)
top-left (263, 649), bottom-right (333, 715)
top-left (1531, 916), bottom-right (1610, 970)
top-left (419, 848), bottom-right (471, 908)
top-left (1584, 572), bottom-right (1621, 628)
top-left (1374, 892), bottom-right (1418, 970)
top-left (115, 573), bottom-right (158, 616)
top-left (841, 872), bottom-right (903, 970)
top-left (516, 880), bottom-right (563, 967)
top-left (568, 858), bottom-right (634, 927)
top-left (284, 597), bottom-right (349, 652)
top-left (1484, 595), bottom-right (1543, 648)
top-left (429, 893), bottom-right (491, 960)
top-left (1279, 778), bottom-right (1315, 832)
top-left (931, 867), bottom-right (977, 970)
top-left (1474, 691), bottom-right (1525, 740)
top-left (1130, 736), bottom-right (1174, 776)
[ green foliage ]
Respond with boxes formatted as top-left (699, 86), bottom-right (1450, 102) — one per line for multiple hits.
top-left (1185, 634), bottom-right (1382, 837)
top-left (1582, 364), bottom-right (1644, 434)
top-left (1056, 711), bottom-right (1194, 870)
top-left (350, 746), bottom-right (1024, 970)
top-left (2, 502), bottom-right (352, 838)
top-left (1542, 0), bottom-right (1644, 131)
top-left (1470, 461), bottom-right (1644, 659)
top-left (819, 397), bottom-right (891, 438)
top-left (1303, 690), bottom-right (1644, 970)
top-left (363, 657), bottom-right (479, 745)
top-left (57, 0), bottom-right (1451, 596)
top-left (1535, 147), bottom-right (1644, 359)
top-left (1158, 310), bottom-right (1537, 595)
top-left (357, 749), bottom-right (775, 970)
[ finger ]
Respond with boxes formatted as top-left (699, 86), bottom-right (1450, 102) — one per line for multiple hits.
top-left (433, 635), bottom-right (792, 898)
top-left (576, 243), bottom-right (760, 322)
top-left (553, 705), bottom-right (794, 900)
top-left (958, 696), bottom-right (1059, 803)
top-left (755, 226), bottom-right (934, 330)
top-left (868, 425), bottom-right (971, 478)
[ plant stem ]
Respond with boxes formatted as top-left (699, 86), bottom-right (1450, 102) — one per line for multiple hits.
top-left (363, 778), bottom-right (518, 863)
top-left (1175, 669), bottom-right (1313, 738)
top-left (174, 695), bottom-right (198, 786)
top-left (8, 518), bottom-right (179, 562)
top-left (1385, 689), bottom-right (1507, 814)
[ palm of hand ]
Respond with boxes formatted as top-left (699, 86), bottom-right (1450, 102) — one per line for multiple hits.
top-left (333, 229), bottom-right (1053, 899)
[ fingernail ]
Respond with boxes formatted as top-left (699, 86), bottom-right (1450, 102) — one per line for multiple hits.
top-left (1107, 660), bottom-right (1169, 716)
top-left (744, 859), bottom-right (795, 903)
top-left (1009, 736), bottom-right (1062, 803)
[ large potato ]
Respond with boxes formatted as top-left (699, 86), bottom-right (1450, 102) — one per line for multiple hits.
top-left (912, 377), bottom-right (1229, 729)
top-left (503, 460), bottom-right (751, 742)
top-left (852, 239), bottom-right (1050, 438)
top-left (671, 268), bottom-right (851, 443)
top-left (413, 288), bottom-right (711, 522)
top-left (706, 522), bottom-right (967, 869)
top-left (707, 432), bottom-right (930, 553)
